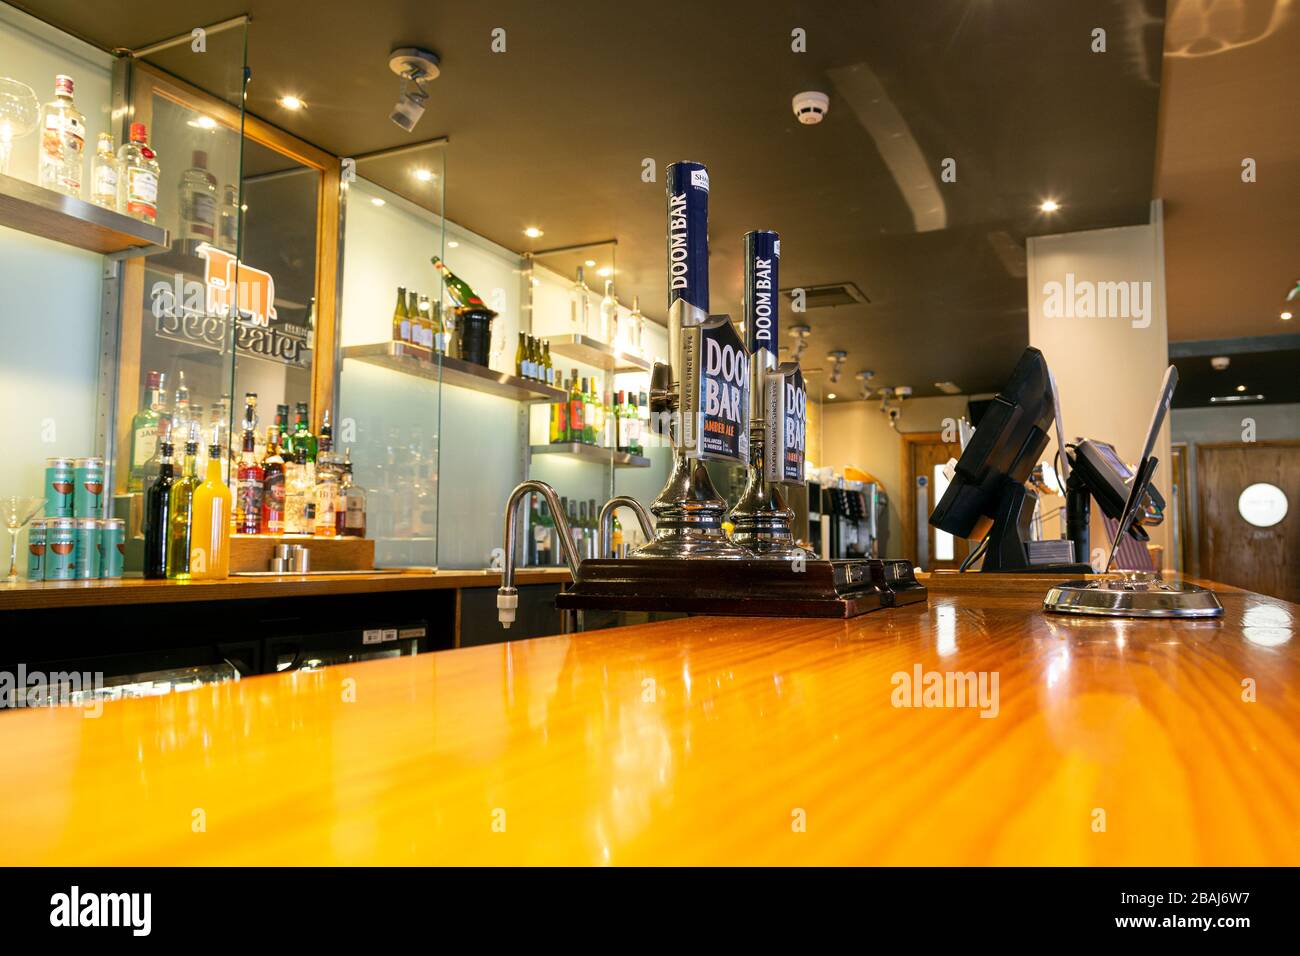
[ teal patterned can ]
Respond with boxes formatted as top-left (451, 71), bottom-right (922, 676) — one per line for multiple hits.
top-left (45, 518), bottom-right (77, 580)
top-left (100, 518), bottom-right (125, 579)
top-left (74, 518), bottom-right (101, 579)
top-left (26, 518), bottom-right (46, 581)
top-left (74, 456), bottom-right (105, 518)
top-left (45, 457), bottom-right (75, 518)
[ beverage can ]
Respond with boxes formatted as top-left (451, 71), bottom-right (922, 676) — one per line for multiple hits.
top-left (74, 456), bottom-right (105, 518)
top-left (74, 518), bottom-right (101, 579)
top-left (45, 518), bottom-right (77, 580)
top-left (45, 457), bottom-right (75, 518)
top-left (101, 518), bottom-right (125, 579)
top-left (27, 519), bottom-right (46, 581)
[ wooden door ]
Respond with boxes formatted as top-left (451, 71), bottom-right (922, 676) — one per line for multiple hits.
top-left (902, 433), bottom-right (970, 570)
top-left (1197, 441), bottom-right (1300, 602)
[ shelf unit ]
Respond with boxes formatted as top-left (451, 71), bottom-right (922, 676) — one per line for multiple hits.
top-left (341, 342), bottom-right (566, 402)
top-left (0, 172), bottom-right (169, 255)
top-left (546, 334), bottom-right (652, 373)
top-left (530, 442), bottom-right (650, 468)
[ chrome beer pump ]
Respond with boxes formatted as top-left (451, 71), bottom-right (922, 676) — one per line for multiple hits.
top-left (727, 230), bottom-right (813, 560)
top-left (633, 160), bottom-right (749, 560)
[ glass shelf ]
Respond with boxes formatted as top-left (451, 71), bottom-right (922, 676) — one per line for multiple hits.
top-left (342, 341), bottom-right (566, 402)
top-left (546, 333), bottom-right (652, 373)
top-left (0, 172), bottom-right (169, 255)
top-left (530, 442), bottom-right (651, 468)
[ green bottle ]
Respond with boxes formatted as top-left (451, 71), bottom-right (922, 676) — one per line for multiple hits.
top-left (166, 425), bottom-right (200, 579)
top-left (431, 256), bottom-right (488, 310)
top-left (293, 401), bottom-right (317, 463)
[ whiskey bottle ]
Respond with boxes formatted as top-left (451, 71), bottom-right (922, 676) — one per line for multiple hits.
top-left (143, 441), bottom-right (176, 579)
top-left (430, 256), bottom-right (487, 310)
top-left (128, 370), bottom-right (165, 493)
top-left (314, 414), bottom-right (339, 537)
top-left (235, 426), bottom-right (264, 534)
top-left (166, 424), bottom-right (200, 579)
top-left (341, 448), bottom-right (367, 537)
top-left (37, 75), bottom-right (85, 197)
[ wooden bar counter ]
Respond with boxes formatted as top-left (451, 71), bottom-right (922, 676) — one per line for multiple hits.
top-left (0, 579), bottom-right (1296, 865)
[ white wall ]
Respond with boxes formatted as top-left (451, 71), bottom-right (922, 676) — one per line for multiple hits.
top-left (0, 6), bottom-right (113, 508)
top-left (1026, 210), bottom-right (1173, 555)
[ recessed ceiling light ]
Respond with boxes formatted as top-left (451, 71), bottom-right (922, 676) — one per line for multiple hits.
top-left (597, 267), bottom-right (613, 277)
top-left (188, 115), bottom-right (217, 130)
top-left (370, 197), bottom-right (385, 206)
top-left (1282, 311), bottom-right (1293, 320)
top-left (934, 381), bottom-right (961, 395)
top-left (584, 259), bottom-right (596, 267)
top-left (447, 240), bottom-right (459, 248)
top-left (1237, 384), bottom-right (1247, 392)
top-left (523, 226), bottom-right (544, 238)
top-left (412, 168), bottom-right (434, 182)
top-left (1039, 199), bottom-right (1060, 213)
top-left (277, 95), bottom-right (305, 110)
top-left (826, 392), bottom-right (837, 400)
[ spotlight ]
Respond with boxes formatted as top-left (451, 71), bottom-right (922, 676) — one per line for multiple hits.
top-left (1039, 199), bottom-right (1060, 213)
top-left (277, 95), bottom-right (305, 111)
top-left (388, 47), bottom-right (440, 133)
top-left (523, 226), bottom-right (544, 239)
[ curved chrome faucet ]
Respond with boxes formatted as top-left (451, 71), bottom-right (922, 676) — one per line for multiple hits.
top-left (497, 479), bottom-right (582, 628)
top-left (598, 496), bottom-right (655, 558)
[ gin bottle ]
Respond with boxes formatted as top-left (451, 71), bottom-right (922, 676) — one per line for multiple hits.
top-left (37, 75), bottom-right (85, 197)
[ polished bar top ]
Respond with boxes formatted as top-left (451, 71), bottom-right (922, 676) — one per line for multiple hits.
top-left (0, 566), bottom-right (572, 611)
top-left (0, 583), bottom-right (1296, 865)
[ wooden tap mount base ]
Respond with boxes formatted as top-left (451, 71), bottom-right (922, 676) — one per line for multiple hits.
top-left (555, 557), bottom-right (927, 618)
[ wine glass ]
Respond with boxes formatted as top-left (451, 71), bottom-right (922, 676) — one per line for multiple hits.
top-left (0, 77), bottom-right (40, 177)
top-left (3, 496), bottom-right (45, 582)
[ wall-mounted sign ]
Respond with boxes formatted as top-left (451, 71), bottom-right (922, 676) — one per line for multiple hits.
top-left (150, 245), bottom-right (310, 368)
top-left (1238, 482), bottom-right (1288, 528)
top-left (763, 363), bottom-right (806, 484)
top-left (679, 314), bottom-right (749, 464)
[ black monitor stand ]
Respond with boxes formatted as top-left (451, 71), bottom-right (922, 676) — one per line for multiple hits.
top-left (1065, 470), bottom-right (1092, 566)
top-left (981, 479), bottom-right (1092, 574)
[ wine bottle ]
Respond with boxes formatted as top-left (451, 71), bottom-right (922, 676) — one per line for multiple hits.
top-left (392, 285), bottom-right (410, 345)
top-left (166, 424), bottom-right (200, 579)
top-left (430, 256), bottom-right (487, 310)
top-left (143, 441), bottom-right (176, 579)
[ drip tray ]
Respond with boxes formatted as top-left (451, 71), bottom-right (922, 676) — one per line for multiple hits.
top-left (555, 557), bottom-right (927, 619)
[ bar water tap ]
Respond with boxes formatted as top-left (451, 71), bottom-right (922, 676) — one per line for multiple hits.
top-left (498, 479), bottom-right (581, 628)
top-left (598, 496), bottom-right (655, 558)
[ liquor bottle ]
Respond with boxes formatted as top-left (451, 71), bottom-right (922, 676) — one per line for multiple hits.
top-left (550, 379), bottom-right (567, 444)
top-left (219, 184), bottom-right (240, 253)
top-left (171, 370), bottom-right (192, 452)
top-left (432, 300), bottom-right (447, 356)
top-left (143, 441), bottom-right (176, 579)
top-left (274, 404), bottom-right (291, 458)
top-left (235, 426), bottom-right (264, 534)
top-left (628, 295), bottom-right (644, 356)
top-left (90, 133), bottom-right (117, 209)
top-left (430, 256), bottom-right (487, 310)
top-left (568, 371), bottom-right (584, 445)
top-left (404, 290), bottom-right (425, 355)
top-left (190, 426), bottom-right (232, 579)
top-left (261, 426), bottom-right (285, 535)
top-left (615, 390), bottom-right (629, 453)
top-left (579, 377), bottom-right (593, 444)
top-left (314, 413), bottom-right (339, 537)
top-left (612, 513), bottom-right (625, 558)
top-left (341, 448), bottom-right (367, 537)
top-left (602, 387), bottom-right (614, 449)
top-left (116, 122), bottom-right (159, 223)
top-left (600, 280), bottom-right (617, 344)
top-left (515, 331), bottom-right (527, 378)
top-left (128, 370), bottom-right (166, 493)
top-left (285, 444), bottom-right (317, 535)
top-left (571, 500), bottom-right (585, 557)
top-left (166, 424), bottom-right (200, 579)
top-left (179, 149), bottom-right (217, 253)
top-left (293, 402), bottom-right (317, 464)
top-left (571, 266), bottom-right (590, 336)
top-left (533, 499), bottom-right (554, 566)
top-left (37, 75), bottom-right (85, 197)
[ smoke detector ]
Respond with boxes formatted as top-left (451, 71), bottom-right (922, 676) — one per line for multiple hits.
top-left (792, 90), bottom-right (830, 125)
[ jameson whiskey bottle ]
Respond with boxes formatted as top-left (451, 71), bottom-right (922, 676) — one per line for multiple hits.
top-left (430, 256), bottom-right (488, 310)
top-left (129, 370), bottom-right (166, 493)
top-left (143, 441), bottom-right (176, 579)
top-left (392, 285), bottom-right (410, 345)
top-left (166, 424), bottom-right (200, 579)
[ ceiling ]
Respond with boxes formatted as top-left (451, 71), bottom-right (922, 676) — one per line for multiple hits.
top-left (18, 0), bottom-right (1172, 400)
top-left (1155, 0), bottom-right (1299, 343)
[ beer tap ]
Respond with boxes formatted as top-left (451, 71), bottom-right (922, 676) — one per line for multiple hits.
top-left (498, 479), bottom-right (582, 627)
top-left (728, 230), bottom-right (813, 559)
top-left (633, 161), bottom-right (749, 560)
